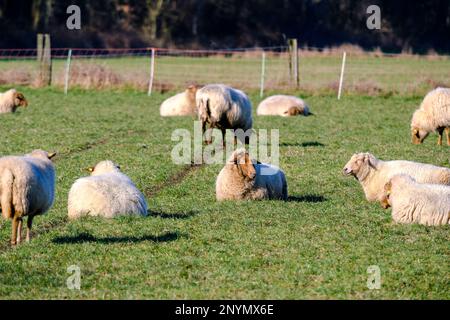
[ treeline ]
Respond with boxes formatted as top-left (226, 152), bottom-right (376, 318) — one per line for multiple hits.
top-left (0, 0), bottom-right (449, 53)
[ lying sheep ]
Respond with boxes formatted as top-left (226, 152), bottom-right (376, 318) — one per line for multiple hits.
top-left (68, 160), bottom-right (148, 219)
top-left (216, 149), bottom-right (288, 200)
top-left (0, 88), bottom-right (28, 113)
top-left (0, 150), bottom-right (56, 245)
top-left (256, 95), bottom-right (311, 117)
top-left (411, 87), bottom-right (450, 145)
top-left (343, 152), bottom-right (450, 202)
top-left (160, 84), bottom-right (199, 117)
top-left (380, 174), bottom-right (450, 226)
top-left (196, 84), bottom-right (253, 145)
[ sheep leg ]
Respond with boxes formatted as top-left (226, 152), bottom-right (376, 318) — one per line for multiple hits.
top-left (221, 128), bottom-right (226, 147)
top-left (26, 215), bottom-right (34, 243)
top-left (16, 219), bottom-right (23, 244)
top-left (11, 216), bottom-right (21, 246)
top-left (437, 127), bottom-right (444, 146)
top-left (446, 127), bottom-right (450, 146)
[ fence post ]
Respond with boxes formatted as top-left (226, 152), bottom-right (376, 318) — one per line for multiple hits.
top-left (260, 51), bottom-right (266, 98)
top-left (337, 51), bottom-right (347, 100)
top-left (288, 39), bottom-right (299, 88)
top-left (37, 33), bottom-right (52, 86)
top-left (64, 49), bottom-right (72, 95)
top-left (147, 48), bottom-right (156, 96)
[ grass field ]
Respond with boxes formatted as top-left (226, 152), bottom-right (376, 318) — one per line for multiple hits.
top-left (0, 85), bottom-right (448, 299)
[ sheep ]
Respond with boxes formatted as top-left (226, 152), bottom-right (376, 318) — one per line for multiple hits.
top-left (0, 88), bottom-right (28, 113)
top-left (196, 84), bottom-right (253, 146)
top-left (343, 152), bottom-right (450, 202)
top-left (68, 160), bottom-right (148, 219)
top-left (0, 150), bottom-right (56, 245)
top-left (411, 87), bottom-right (450, 146)
top-left (216, 149), bottom-right (288, 201)
top-left (380, 174), bottom-right (450, 226)
top-left (160, 84), bottom-right (200, 117)
top-left (256, 94), bottom-right (311, 117)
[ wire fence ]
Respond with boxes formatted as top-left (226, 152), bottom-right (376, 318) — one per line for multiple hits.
top-left (1, 45), bottom-right (450, 97)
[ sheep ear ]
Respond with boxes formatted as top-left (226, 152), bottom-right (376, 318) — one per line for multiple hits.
top-left (365, 154), bottom-right (377, 170)
top-left (238, 153), bottom-right (256, 178)
top-left (48, 152), bottom-right (57, 159)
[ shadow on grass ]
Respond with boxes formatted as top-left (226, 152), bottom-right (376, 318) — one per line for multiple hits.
top-left (148, 210), bottom-right (198, 220)
top-left (52, 231), bottom-right (185, 244)
top-left (280, 141), bottom-right (325, 147)
top-left (287, 194), bottom-right (327, 203)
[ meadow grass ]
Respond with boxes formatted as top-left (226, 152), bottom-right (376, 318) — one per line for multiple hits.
top-left (0, 86), bottom-right (448, 299)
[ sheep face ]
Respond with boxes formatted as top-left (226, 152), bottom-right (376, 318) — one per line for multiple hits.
top-left (411, 127), bottom-right (429, 144)
top-left (380, 181), bottom-right (392, 209)
top-left (343, 153), bottom-right (377, 180)
top-left (88, 160), bottom-right (121, 176)
top-left (14, 92), bottom-right (28, 108)
top-left (230, 150), bottom-right (256, 180)
top-left (283, 106), bottom-right (302, 116)
top-left (28, 150), bottom-right (57, 161)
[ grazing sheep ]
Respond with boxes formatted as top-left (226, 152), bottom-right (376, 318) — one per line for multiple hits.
top-left (343, 152), bottom-right (450, 202)
top-left (0, 150), bottom-right (56, 245)
top-left (68, 160), bottom-right (148, 219)
top-left (216, 149), bottom-right (288, 201)
top-left (411, 87), bottom-right (450, 146)
top-left (196, 84), bottom-right (253, 145)
top-left (380, 174), bottom-right (450, 226)
top-left (256, 95), bottom-right (311, 117)
top-left (160, 84), bottom-right (200, 117)
top-left (0, 88), bottom-right (28, 113)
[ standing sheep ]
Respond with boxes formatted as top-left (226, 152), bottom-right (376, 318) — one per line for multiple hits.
top-left (0, 150), bottom-right (56, 245)
top-left (0, 88), bottom-right (28, 113)
top-left (68, 160), bottom-right (148, 219)
top-left (216, 149), bottom-right (288, 201)
top-left (256, 95), bottom-right (311, 117)
top-left (196, 84), bottom-right (253, 146)
top-left (380, 174), bottom-right (450, 226)
top-left (343, 152), bottom-right (450, 202)
top-left (160, 84), bottom-right (200, 117)
top-left (411, 87), bottom-right (450, 146)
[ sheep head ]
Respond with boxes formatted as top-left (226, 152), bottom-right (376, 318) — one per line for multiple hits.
top-left (186, 84), bottom-right (200, 106)
top-left (230, 149), bottom-right (256, 180)
top-left (380, 181), bottom-right (392, 209)
top-left (87, 160), bottom-right (121, 176)
top-left (14, 91), bottom-right (28, 108)
top-left (343, 152), bottom-right (378, 181)
top-left (411, 127), bottom-right (429, 144)
top-left (283, 106), bottom-right (302, 116)
top-left (28, 150), bottom-right (57, 161)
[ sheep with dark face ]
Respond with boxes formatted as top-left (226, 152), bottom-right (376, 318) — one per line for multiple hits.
top-left (343, 152), bottom-right (450, 202)
top-left (216, 149), bottom-right (288, 201)
top-left (196, 84), bottom-right (253, 146)
top-left (0, 89), bottom-right (28, 113)
top-left (257, 95), bottom-right (311, 117)
top-left (411, 87), bottom-right (450, 146)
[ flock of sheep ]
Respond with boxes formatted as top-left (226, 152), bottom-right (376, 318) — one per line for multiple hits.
top-left (0, 84), bottom-right (449, 246)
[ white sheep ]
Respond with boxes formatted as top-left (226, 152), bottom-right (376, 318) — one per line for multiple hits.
top-left (68, 160), bottom-right (148, 219)
top-left (411, 87), bottom-right (450, 145)
top-left (196, 84), bottom-right (253, 145)
top-left (343, 152), bottom-right (450, 202)
top-left (0, 150), bottom-right (56, 245)
top-left (256, 94), bottom-right (310, 117)
top-left (0, 88), bottom-right (28, 113)
top-left (160, 84), bottom-right (199, 117)
top-left (216, 149), bottom-right (288, 201)
top-left (380, 174), bottom-right (450, 226)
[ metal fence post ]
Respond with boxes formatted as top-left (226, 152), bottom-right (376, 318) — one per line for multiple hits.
top-left (147, 48), bottom-right (156, 96)
top-left (64, 49), bottom-right (72, 95)
top-left (338, 51), bottom-right (347, 100)
top-left (260, 51), bottom-right (266, 98)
